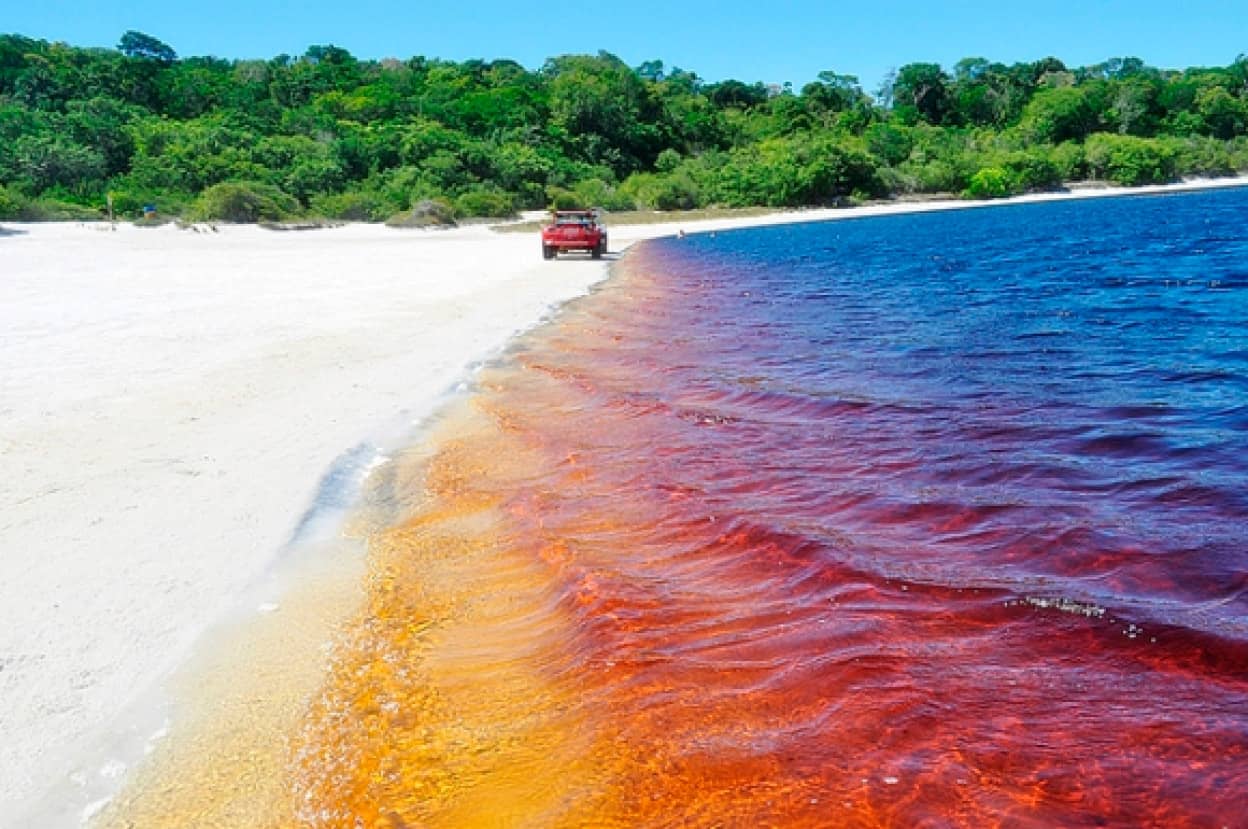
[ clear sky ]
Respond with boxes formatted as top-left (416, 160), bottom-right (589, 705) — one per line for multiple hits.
top-left (4, 0), bottom-right (1244, 92)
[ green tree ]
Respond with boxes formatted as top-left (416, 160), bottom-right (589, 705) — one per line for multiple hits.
top-left (118, 31), bottom-right (176, 64)
top-left (891, 63), bottom-right (951, 124)
top-left (1107, 78), bottom-right (1160, 136)
top-left (1196, 86), bottom-right (1248, 139)
top-left (801, 71), bottom-right (865, 112)
top-left (10, 132), bottom-right (107, 192)
top-left (544, 52), bottom-right (663, 175)
top-left (1019, 87), bottom-right (1096, 143)
top-left (705, 79), bottom-right (770, 109)
top-left (2, 33), bottom-right (1246, 221)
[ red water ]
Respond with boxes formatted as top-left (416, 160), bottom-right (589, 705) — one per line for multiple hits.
top-left (292, 190), bottom-right (1248, 826)
top-left (286, 233), bottom-right (1248, 827)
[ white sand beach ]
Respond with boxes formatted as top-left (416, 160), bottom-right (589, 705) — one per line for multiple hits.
top-left (2, 175), bottom-right (1246, 824)
top-left (0, 221), bottom-right (616, 821)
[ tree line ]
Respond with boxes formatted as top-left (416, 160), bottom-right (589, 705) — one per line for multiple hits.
top-left (1, 31), bottom-right (1246, 222)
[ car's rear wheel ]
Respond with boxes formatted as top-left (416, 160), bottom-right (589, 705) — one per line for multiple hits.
top-left (542, 244), bottom-right (556, 260)
top-left (592, 239), bottom-right (605, 259)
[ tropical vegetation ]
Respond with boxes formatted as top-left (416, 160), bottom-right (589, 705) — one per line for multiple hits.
top-left (1, 32), bottom-right (1247, 222)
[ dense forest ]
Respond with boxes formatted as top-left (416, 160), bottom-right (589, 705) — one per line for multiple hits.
top-left (1, 31), bottom-right (1247, 222)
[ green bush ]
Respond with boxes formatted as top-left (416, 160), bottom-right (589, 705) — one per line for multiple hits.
top-left (875, 165), bottom-right (919, 194)
top-left (571, 178), bottom-right (636, 211)
top-left (309, 190), bottom-right (387, 222)
top-left (965, 167), bottom-right (1015, 199)
top-left (1, 194), bottom-right (102, 221)
top-left (0, 185), bottom-right (29, 220)
top-left (107, 189), bottom-right (148, 218)
top-left (621, 171), bottom-right (701, 210)
top-left (1001, 151), bottom-right (1062, 191)
top-left (1084, 134), bottom-right (1177, 186)
top-left (650, 174), bottom-right (701, 210)
top-left (384, 198), bottom-right (456, 228)
top-left (44, 199), bottom-right (104, 220)
top-left (1168, 136), bottom-right (1235, 178)
top-left (107, 188), bottom-right (192, 220)
top-left (1230, 137), bottom-right (1248, 171)
top-left (701, 136), bottom-right (883, 207)
top-left (654, 148), bottom-right (682, 173)
top-left (907, 159), bottom-right (972, 193)
top-left (371, 165), bottom-right (443, 213)
top-left (1049, 142), bottom-right (1087, 181)
top-left (866, 123), bottom-right (914, 165)
top-left (186, 181), bottom-right (299, 223)
top-left (545, 186), bottom-right (581, 211)
top-left (452, 186), bottom-right (516, 219)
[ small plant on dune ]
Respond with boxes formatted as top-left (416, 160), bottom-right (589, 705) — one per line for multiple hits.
top-left (452, 186), bottom-right (517, 219)
top-left (309, 190), bottom-right (389, 222)
top-left (186, 182), bottom-right (300, 223)
top-left (384, 198), bottom-right (457, 228)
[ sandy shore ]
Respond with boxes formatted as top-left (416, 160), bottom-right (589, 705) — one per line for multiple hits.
top-left (2, 175), bottom-right (1246, 824)
top-left (0, 221), bottom-right (616, 821)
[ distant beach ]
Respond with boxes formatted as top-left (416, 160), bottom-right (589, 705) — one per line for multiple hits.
top-left (3, 174), bottom-right (1247, 825)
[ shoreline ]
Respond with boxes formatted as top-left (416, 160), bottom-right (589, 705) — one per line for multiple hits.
top-left (606, 173), bottom-right (1248, 237)
top-left (2, 174), bottom-right (1246, 824)
top-left (0, 221), bottom-right (612, 823)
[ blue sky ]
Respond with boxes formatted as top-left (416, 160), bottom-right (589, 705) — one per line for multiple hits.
top-left (5, 0), bottom-right (1244, 92)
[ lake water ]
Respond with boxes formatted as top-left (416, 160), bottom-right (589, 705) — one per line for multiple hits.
top-left (293, 189), bottom-right (1248, 827)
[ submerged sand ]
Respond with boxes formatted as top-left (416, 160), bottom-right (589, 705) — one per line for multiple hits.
top-left (2, 175), bottom-right (1246, 825)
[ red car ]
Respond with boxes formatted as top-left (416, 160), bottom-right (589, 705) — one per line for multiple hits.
top-left (541, 209), bottom-right (608, 259)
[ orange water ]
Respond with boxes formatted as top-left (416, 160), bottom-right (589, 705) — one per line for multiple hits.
top-left (286, 233), bottom-right (1247, 827)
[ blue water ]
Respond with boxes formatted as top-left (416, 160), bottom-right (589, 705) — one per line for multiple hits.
top-left (294, 187), bottom-right (1248, 827)
top-left (649, 190), bottom-right (1248, 634)
top-left (489, 187), bottom-right (1248, 823)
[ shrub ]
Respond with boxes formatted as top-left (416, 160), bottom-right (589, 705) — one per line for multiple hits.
top-left (452, 186), bottom-right (516, 219)
top-left (875, 165), bottom-right (919, 194)
top-left (654, 148), bottom-right (682, 173)
top-left (651, 173), bottom-right (701, 210)
top-left (1001, 151), bottom-right (1062, 191)
top-left (309, 190), bottom-right (387, 222)
top-left (1230, 137), bottom-right (1248, 171)
top-left (1049, 142), bottom-right (1087, 181)
top-left (1168, 136), bottom-right (1235, 178)
top-left (373, 165), bottom-right (442, 213)
top-left (866, 122), bottom-right (914, 165)
top-left (1084, 134), bottom-right (1177, 185)
top-left (186, 181), bottom-right (299, 223)
top-left (965, 167), bottom-right (1015, 199)
top-left (706, 137), bottom-right (883, 207)
top-left (571, 178), bottom-right (636, 211)
top-left (384, 198), bottom-right (456, 228)
top-left (0, 193), bottom-right (102, 221)
top-left (108, 189), bottom-right (148, 218)
top-left (37, 199), bottom-right (105, 220)
top-left (908, 159), bottom-right (971, 193)
top-left (622, 171), bottom-right (701, 210)
top-left (108, 188), bottom-right (192, 220)
top-left (0, 185), bottom-right (28, 220)
top-left (545, 186), bottom-right (581, 211)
